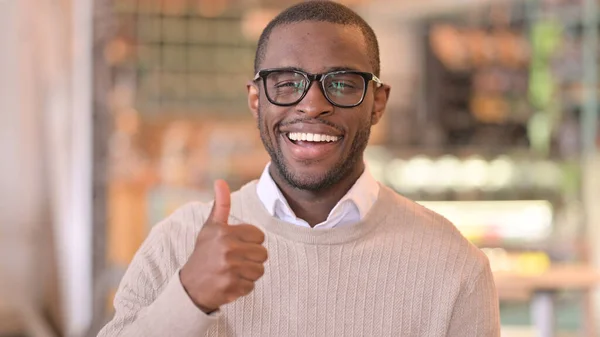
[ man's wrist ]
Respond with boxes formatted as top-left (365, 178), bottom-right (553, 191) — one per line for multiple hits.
top-left (178, 269), bottom-right (218, 314)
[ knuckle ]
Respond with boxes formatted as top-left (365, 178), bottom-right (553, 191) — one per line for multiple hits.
top-left (222, 247), bottom-right (234, 261)
top-left (226, 292), bottom-right (240, 303)
top-left (222, 276), bottom-right (237, 292)
top-left (216, 257), bottom-right (233, 275)
top-left (255, 229), bottom-right (266, 243)
top-left (237, 283), bottom-right (252, 297)
top-left (256, 265), bottom-right (265, 278)
top-left (215, 281), bottom-right (229, 297)
top-left (259, 247), bottom-right (269, 262)
top-left (228, 262), bottom-right (241, 275)
top-left (222, 246), bottom-right (239, 265)
top-left (243, 282), bottom-right (255, 295)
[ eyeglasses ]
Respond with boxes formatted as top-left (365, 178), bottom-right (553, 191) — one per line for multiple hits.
top-left (253, 68), bottom-right (383, 108)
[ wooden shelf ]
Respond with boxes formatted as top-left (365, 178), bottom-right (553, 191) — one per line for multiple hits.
top-left (494, 264), bottom-right (600, 301)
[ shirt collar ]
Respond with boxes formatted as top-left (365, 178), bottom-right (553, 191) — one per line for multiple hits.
top-left (256, 163), bottom-right (290, 216)
top-left (256, 162), bottom-right (379, 220)
top-left (338, 165), bottom-right (379, 219)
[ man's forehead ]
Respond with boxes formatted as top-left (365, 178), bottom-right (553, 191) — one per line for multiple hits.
top-left (262, 65), bottom-right (364, 74)
top-left (267, 21), bottom-right (366, 47)
top-left (261, 21), bottom-right (371, 73)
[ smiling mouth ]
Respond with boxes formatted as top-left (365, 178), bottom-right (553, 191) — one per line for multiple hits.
top-left (281, 131), bottom-right (343, 161)
top-left (286, 132), bottom-right (342, 144)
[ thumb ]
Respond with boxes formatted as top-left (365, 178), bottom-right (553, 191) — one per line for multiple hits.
top-left (210, 179), bottom-right (231, 225)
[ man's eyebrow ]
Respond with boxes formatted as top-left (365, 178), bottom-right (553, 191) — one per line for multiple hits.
top-left (255, 66), bottom-right (303, 73)
top-left (325, 66), bottom-right (361, 72)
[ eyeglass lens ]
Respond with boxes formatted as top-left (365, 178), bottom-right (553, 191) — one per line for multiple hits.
top-left (264, 71), bottom-right (366, 106)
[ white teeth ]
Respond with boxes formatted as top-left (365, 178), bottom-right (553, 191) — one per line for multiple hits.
top-left (287, 132), bottom-right (339, 143)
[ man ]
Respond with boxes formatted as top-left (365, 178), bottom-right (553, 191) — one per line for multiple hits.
top-left (98, 1), bottom-right (500, 336)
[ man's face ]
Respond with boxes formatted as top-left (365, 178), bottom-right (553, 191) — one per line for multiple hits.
top-left (248, 21), bottom-right (390, 191)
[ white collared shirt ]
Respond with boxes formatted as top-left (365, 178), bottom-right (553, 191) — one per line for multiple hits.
top-left (256, 163), bottom-right (380, 229)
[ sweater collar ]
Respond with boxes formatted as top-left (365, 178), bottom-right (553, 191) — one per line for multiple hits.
top-left (234, 180), bottom-right (401, 245)
top-left (255, 163), bottom-right (380, 229)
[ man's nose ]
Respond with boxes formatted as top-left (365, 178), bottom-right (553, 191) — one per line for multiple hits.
top-left (294, 82), bottom-right (334, 117)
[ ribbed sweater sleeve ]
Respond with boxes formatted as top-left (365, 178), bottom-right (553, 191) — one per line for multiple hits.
top-left (446, 258), bottom-right (500, 336)
top-left (97, 205), bottom-right (218, 337)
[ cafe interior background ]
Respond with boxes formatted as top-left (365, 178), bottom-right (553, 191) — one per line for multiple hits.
top-left (1, 0), bottom-right (600, 336)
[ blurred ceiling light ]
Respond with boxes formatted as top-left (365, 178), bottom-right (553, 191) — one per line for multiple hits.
top-left (364, 146), bottom-right (392, 182)
top-left (485, 156), bottom-right (515, 190)
top-left (197, 0), bottom-right (229, 18)
top-left (404, 156), bottom-right (435, 192)
top-left (242, 9), bottom-right (278, 41)
top-left (433, 155), bottom-right (461, 190)
top-left (385, 158), bottom-right (407, 192)
top-left (460, 156), bottom-right (489, 189)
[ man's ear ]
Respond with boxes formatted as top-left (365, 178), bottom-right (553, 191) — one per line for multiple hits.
top-left (371, 84), bottom-right (391, 125)
top-left (247, 81), bottom-right (260, 120)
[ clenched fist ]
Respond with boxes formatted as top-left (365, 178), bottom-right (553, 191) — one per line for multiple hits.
top-left (180, 180), bottom-right (268, 313)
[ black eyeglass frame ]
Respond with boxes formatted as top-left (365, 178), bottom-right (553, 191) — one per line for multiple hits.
top-left (253, 68), bottom-right (384, 108)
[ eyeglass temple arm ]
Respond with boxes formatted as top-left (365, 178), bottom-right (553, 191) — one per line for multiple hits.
top-left (372, 75), bottom-right (383, 87)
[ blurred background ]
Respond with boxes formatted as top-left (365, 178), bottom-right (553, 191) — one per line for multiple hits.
top-left (1, 0), bottom-right (599, 336)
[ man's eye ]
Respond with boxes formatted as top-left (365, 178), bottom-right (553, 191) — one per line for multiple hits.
top-left (276, 81), bottom-right (304, 89)
top-left (329, 81), bottom-right (354, 90)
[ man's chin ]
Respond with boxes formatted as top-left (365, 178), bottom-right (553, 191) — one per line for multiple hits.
top-left (288, 177), bottom-right (333, 191)
top-left (277, 165), bottom-right (339, 191)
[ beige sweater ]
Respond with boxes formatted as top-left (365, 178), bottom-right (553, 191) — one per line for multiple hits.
top-left (98, 181), bottom-right (500, 337)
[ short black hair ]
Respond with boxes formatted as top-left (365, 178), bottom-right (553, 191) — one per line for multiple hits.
top-left (254, 1), bottom-right (380, 76)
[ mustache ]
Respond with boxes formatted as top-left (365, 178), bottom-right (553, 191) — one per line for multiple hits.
top-left (278, 117), bottom-right (344, 134)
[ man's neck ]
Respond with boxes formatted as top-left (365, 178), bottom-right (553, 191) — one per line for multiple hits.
top-left (269, 163), bottom-right (364, 227)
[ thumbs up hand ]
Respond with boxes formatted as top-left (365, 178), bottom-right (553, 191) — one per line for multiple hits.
top-left (180, 180), bottom-right (268, 313)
